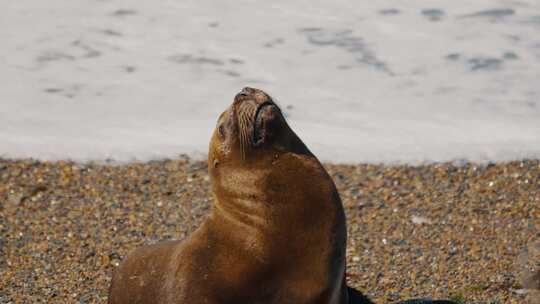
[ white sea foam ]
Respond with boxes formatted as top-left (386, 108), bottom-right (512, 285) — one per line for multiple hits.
top-left (1, 0), bottom-right (539, 164)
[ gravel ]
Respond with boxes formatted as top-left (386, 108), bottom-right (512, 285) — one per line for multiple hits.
top-left (0, 158), bottom-right (538, 303)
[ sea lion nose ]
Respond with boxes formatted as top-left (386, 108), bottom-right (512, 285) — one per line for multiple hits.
top-left (239, 87), bottom-right (254, 96)
top-left (233, 87), bottom-right (274, 107)
top-left (234, 87), bottom-right (255, 103)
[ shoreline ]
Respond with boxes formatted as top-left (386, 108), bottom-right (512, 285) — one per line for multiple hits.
top-left (1, 158), bottom-right (538, 303)
top-left (2, 154), bottom-right (540, 167)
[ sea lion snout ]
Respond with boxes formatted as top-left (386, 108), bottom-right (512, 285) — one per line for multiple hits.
top-left (235, 87), bottom-right (254, 98)
top-left (230, 87), bottom-right (282, 149)
top-left (234, 87), bottom-right (272, 105)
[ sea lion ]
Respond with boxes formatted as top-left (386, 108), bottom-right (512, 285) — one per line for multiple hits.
top-left (108, 87), bottom-right (354, 304)
top-left (108, 87), bottom-right (455, 304)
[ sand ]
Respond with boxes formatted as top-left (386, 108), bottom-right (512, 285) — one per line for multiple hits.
top-left (0, 158), bottom-right (538, 303)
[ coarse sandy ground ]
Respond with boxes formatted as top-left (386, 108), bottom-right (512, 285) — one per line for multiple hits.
top-left (0, 158), bottom-right (538, 304)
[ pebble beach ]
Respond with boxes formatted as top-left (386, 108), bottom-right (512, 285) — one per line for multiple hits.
top-left (0, 158), bottom-right (538, 303)
top-left (2, 1), bottom-right (540, 303)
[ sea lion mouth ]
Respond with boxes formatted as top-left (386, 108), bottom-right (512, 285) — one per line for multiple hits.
top-left (252, 101), bottom-right (275, 147)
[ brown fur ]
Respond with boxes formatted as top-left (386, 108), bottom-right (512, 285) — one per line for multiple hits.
top-left (108, 87), bottom-right (349, 304)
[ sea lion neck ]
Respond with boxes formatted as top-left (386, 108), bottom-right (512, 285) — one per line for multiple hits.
top-left (209, 153), bottom-right (338, 231)
top-left (210, 164), bottom-right (273, 229)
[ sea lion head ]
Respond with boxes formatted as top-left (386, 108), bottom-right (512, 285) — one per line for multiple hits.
top-left (208, 87), bottom-right (310, 173)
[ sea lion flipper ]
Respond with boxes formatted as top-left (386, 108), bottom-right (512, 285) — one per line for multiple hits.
top-left (347, 286), bottom-right (375, 304)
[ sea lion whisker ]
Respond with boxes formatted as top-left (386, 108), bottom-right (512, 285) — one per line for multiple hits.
top-left (238, 105), bottom-right (257, 158)
top-left (239, 112), bottom-right (251, 159)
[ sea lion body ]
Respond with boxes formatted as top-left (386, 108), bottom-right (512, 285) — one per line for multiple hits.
top-left (108, 88), bottom-right (350, 304)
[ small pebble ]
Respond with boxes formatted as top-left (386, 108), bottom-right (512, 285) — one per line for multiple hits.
top-left (0, 158), bottom-right (537, 303)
